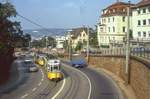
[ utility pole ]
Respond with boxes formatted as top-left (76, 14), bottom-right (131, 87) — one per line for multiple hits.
top-left (45, 36), bottom-right (48, 53)
top-left (87, 26), bottom-right (90, 63)
top-left (68, 30), bottom-right (72, 61)
top-left (125, 0), bottom-right (131, 84)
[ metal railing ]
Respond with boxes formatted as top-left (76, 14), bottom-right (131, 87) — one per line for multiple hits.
top-left (90, 47), bottom-right (150, 60)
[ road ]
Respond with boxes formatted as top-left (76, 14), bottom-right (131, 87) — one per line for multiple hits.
top-left (0, 54), bottom-right (124, 99)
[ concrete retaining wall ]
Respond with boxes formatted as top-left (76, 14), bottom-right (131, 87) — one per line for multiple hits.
top-left (89, 55), bottom-right (150, 99)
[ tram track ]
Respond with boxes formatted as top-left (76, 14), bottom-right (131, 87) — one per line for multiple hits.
top-left (61, 70), bottom-right (81, 99)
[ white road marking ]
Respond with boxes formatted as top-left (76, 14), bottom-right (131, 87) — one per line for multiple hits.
top-left (41, 78), bottom-right (44, 82)
top-left (63, 64), bottom-right (92, 99)
top-left (51, 73), bottom-right (66, 99)
top-left (32, 87), bottom-right (37, 92)
top-left (21, 93), bottom-right (28, 99)
top-left (38, 82), bottom-right (42, 86)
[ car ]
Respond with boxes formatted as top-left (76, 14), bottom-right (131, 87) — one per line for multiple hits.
top-left (29, 64), bottom-right (38, 72)
top-left (24, 60), bottom-right (38, 72)
top-left (70, 59), bottom-right (87, 68)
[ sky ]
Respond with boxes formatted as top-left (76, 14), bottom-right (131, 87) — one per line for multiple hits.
top-left (2, 0), bottom-right (139, 29)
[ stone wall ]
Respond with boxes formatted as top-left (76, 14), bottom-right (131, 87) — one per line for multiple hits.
top-left (89, 55), bottom-right (150, 99)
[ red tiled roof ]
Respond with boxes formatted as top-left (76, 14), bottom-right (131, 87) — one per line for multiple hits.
top-left (101, 2), bottom-right (134, 17)
top-left (133, 0), bottom-right (150, 8)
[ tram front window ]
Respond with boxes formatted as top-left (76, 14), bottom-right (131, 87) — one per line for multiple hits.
top-left (51, 65), bottom-right (60, 72)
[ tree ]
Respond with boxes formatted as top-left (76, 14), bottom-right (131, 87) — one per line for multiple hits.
top-left (89, 31), bottom-right (98, 48)
top-left (75, 41), bottom-right (83, 51)
top-left (47, 36), bottom-right (56, 48)
top-left (0, 2), bottom-right (22, 84)
top-left (31, 36), bottom-right (56, 48)
top-left (0, 2), bottom-right (23, 49)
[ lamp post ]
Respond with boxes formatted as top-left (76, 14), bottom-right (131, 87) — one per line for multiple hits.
top-left (45, 36), bottom-right (48, 53)
top-left (125, 0), bottom-right (131, 84)
top-left (68, 30), bottom-right (72, 61)
top-left (87, 26), bottom-right (90, 63)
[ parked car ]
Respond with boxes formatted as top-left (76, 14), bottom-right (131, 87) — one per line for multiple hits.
top-left (132, 47), bottom-right (150, 53)
top-left (70, 59), bottom-right (87, 68)
top-left (24, 60), bottom-right (38, 72)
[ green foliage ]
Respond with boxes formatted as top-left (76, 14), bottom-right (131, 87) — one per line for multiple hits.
top-left (75, 41), bottom-right (83, 51)
top-left (100, 45), bottom-right (109, 48)
top-left (89, 32), bottom-right (98, 47)
top-left (0, 2), bottom-right (26, 49)
top-left (32, 36), bottom-right (56, 48)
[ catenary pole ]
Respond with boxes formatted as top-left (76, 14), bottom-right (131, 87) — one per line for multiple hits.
top-left (125, 0), bottom-right (131, 84)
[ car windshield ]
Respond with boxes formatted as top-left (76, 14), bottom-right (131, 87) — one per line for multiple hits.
top-left (24, 60), bottom-right (32, 64)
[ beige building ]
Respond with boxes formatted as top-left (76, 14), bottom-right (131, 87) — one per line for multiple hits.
top-left (97, 1), bottom-right (133, 47)
top-left (131, 0), bottom-right (150, 47)
top-left (69, 27), bottom-right (91, 49)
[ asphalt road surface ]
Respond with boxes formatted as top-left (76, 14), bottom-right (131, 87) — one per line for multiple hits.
top-left (0, 54), bottom-right (124, 99)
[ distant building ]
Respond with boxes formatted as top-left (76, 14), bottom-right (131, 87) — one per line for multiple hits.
top-left (131, 0), bottom-right (150, 47)
top-left (97, 1), bottom-right (134, 48)
top-left (55, 36), bottom-right (67, 49)
top-left (69, 27), bottom-right (93, 49)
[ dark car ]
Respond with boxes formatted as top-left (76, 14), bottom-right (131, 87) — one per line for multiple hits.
top-left (70, 59), bottom-right (87, 68)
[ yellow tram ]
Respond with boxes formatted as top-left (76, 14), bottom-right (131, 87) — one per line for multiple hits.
top-left (47, 59), bottom-right (63, 81)
top-left (36, 55), bottom-right (47, 66)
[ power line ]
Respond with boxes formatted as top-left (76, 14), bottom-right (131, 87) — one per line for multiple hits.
top-left (17, 13), bottom-right (50, 32)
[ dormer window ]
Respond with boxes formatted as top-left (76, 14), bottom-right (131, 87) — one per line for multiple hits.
top-left (123, 8), bottom-right (126, 12)
top-left (113, 9), bottom-right (115, 12)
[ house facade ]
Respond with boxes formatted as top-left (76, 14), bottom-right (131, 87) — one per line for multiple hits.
top-left (55, 36), bottom-right (67, 49)
top-left (132, 0), bottom-right (150, 47)
top-left (70, 27), bottom-right (89, 49)
top-left (97, 1), bottom-right (133, 48)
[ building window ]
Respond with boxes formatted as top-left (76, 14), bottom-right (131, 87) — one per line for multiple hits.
top-left (138, 20), bottom-right (141, 26)
top-left (113, 27), bottom-right (115, 32)
top-left (137, 10), bottom-right (140, 14)
top-left (100, 27), bottom-right (103, 32)
top-left (123, 27), bottom-right (126, 32)
top-left (108, 18), bottom-right (110, 22)
top-left (148, 19), bottom-right (150, 25)
top-left (143, 8), bottom-right (146, 13)
top-left (143, 32), bottom-right (146, 37)
top-left (113, 17), bottom-right (114, 22)
top-left (143, 20), bottom-right (146, 25)
top-left (122, 16), bottom-right (125, 22)
top-left (148, 31), bottom-right (150, 37)
top-left (148, 7), bottom-right (150, 12)
top-left (103, 19), bottom-right (106, 23)
top-left (108, 27), bottom-right (110, 32)
top-left (138, 32), bottom-right (141, 37)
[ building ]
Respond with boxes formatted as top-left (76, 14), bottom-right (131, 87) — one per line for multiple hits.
top-left (68, 27), bottom-right (93, 50)
top-left (97, 1), bottom-right (133, 48)
top-left (131, 0), bottom-right (150, 47)
top-left (55, 36), bottom-right (67, 49)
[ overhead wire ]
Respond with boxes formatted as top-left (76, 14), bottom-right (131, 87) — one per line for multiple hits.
top-left (17, 13), bottom-right (50, 32)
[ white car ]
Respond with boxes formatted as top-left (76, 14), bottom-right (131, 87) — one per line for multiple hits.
top-left (24, 60), bottom-right (38, 72)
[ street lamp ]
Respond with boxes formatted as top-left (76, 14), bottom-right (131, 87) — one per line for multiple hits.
top-left (67, 30), bottom-right (73, 61)
top-left (87, 26), bottom-right (90, 63)
top-left (125, 0), bottom-right (131, 84)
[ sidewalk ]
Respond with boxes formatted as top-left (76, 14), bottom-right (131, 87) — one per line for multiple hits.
top-left (0, 59), bottom-right (24, 93)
